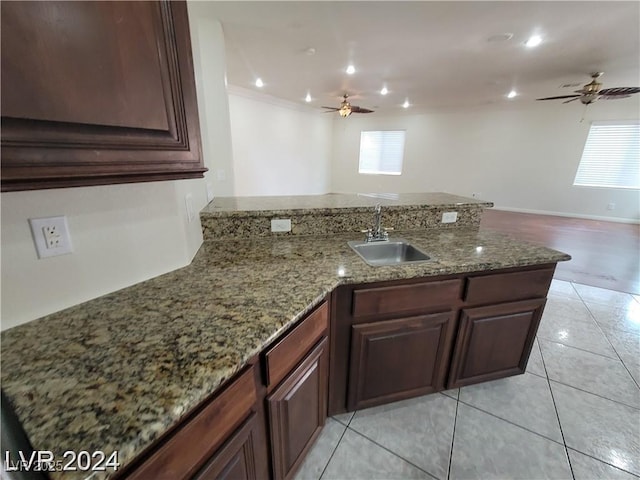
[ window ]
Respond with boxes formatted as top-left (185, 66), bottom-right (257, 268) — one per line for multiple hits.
top-left (573, 122), bottom-right (640, 189)
top-left (358, 130), bottom-right (406, 175)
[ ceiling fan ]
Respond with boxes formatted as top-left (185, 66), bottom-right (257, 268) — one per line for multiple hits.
top-left (537, 72), bottom-right (640, 105)
top-left (322, 94), bottom-right (374, 117)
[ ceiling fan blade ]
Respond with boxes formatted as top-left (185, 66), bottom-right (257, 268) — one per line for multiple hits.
top-left (351, 106), bottom-right (374, 113)
top-left (598, 87), bottom-right (640, 96)
top-left (536, 95), bottom-right (581, 101)
top-left (563, 97), bottom-right (580, 104)
top-left (321, 106), bottom-right (340, 111)
top-left (600, 95), bottom-right (631, 100)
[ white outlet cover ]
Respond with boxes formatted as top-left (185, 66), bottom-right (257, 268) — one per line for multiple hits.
top-left (271, 218), bottom-right (292, 232)
top-left (29, 216), bottom-right (73, 258)
top-left (442, 211), bottom-right (458, 223)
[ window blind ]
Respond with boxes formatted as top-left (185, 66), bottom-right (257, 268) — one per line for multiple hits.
top-left (358, 130), bottom-right (406, 175)
top-left (574, 122), bottom-right (640, 189)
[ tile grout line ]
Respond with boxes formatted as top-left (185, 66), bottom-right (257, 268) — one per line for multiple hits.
top-left (446, 388), bottom-right (461, 480)
top-left (541, 291), bottom-right (640, 404)
top-left (545, 377), bottom-right (640, 411)
top-left (580, 299), bottom-right (640, 391)
top-left (565, 446), bottom-right (640, 479)
top-left (455, 397), bottom-right (566, 447)
top-left (570, 280), bottom-right (639, 300)
top-left (317, 418), bottom-right (351, 480)
top-left (536, 334), bottom-right (620, 361)
top-left (343, 426), bottom-right (440, 480)
top-left (538, 335), bottom-right (576, 480)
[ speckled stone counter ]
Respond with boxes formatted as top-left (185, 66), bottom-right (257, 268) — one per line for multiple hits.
top-left (1, 228), bottom-right (569, 480)
top-left (201, 193), bottom-right (493, 240)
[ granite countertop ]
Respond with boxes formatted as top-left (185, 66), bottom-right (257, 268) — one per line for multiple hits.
top-left (0, 228), bottom-right (570, 479)
top-left (201, 192), bottom-right (493, 217)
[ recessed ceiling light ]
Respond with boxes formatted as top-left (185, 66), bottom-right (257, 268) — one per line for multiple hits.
top-left (380, 86), bottom-right (388, 95)
top-left (305, 47), bottom-right (316, 56)
top-left (346, 65), bottom-right (356, 75)
top-left (305, 92), bottom-right (312, 102)
top-left (255, 78), bottom-right (264, 88)
top-left (525, 35), bottom-right (542, 48)
top-left (507, 90), bottom-right (517, 99)
top-left (403, 99), bottom-right (410, 108)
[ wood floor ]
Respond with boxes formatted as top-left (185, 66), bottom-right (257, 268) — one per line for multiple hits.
top-left (480, 209), bottom-right (640, 295)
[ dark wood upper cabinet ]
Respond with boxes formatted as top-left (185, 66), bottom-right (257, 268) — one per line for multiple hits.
top-left (1, 0), bottom-right (206, 191)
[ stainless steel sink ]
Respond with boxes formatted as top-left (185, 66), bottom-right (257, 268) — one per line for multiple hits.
top-left (348, 238), bottom-right (433, 267)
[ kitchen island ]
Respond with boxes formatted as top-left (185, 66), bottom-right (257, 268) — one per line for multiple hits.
top-left (1, 193), bottom-right (570, 479)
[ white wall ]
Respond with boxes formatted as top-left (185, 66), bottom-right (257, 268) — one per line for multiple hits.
top-left (331, 100), bottom-right (640, 222)
top-left (0, 10), bottom-right (233, 330)
top-left (228, 88), bottom-right (332, 196)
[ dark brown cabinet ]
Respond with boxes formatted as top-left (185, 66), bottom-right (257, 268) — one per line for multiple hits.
top-left (121, 364), bottom-right (269, 480)
top-left (267, 338), bottom-right (328, 480)
top-left (347, 312), bottom-right (455, 410)
top-left (328, 265), bottom-right (555, 416)
top-left (447, 298), bottom-right (546, 388)
top-left (193, 413), bottom-right (262, 480)
top-left (1, 0), bottom-right (205, 191)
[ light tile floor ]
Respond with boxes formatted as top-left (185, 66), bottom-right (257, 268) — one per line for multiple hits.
top-left (295, 280), bottom-right (640, 480)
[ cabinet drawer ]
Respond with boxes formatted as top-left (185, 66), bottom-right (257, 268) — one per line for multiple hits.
top-left (464, 267), bottom-right (554, 305)
top-left (264, 301), bottom-right (328, 389)
top-left (127, 366), bottom-right (257, 480)
top-left (352, 280), bottom-right (462, 318)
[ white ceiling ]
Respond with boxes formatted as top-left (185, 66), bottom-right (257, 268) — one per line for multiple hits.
top-left (195, 1), bottom-right (640, 113)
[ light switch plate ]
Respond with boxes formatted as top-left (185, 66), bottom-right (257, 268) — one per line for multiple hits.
top-left (29, 216), bottom-right (73, 258)
top-left (271, 218), bottom-right (292, 232)
top-left (442, 211), bottom-right (458, 223)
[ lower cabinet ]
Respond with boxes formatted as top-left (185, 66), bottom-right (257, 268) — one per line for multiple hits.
top-left (267, 338), bottom-right (328, 480)
top-left (122, 266), bottom-right (556, 479)
top-left (123, 364), bottom-right (269, 480)
top-left (193, 413), bottom-right (261, 480)
top-left (347, 312), bottom-right (455, 410)
top-left (447, 298), bottom-right (546, 388)
top-left (328, 265), bottom-right (556, 416)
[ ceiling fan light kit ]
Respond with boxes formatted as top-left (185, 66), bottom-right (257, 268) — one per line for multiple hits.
top-left (537, 72), bottom-right (640, 106)
top-left (322, 94), bottom-right (374, 118)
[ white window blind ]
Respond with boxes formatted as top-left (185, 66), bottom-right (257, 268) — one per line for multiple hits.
top-left (358, 130), bottom-right (405, 175)
top-left (574, 122), bottom-right (640, 189)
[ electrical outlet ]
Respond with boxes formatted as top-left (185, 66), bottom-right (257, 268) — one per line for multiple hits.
top-left (43, 225), bottom-right (62, 248)
top-left (442, 212), bottom-right (458, 223)
top-left (271, 218), bottom-right (292, 232)
top-left (472, 192), bottom-right (483, 199)
top-left (206, 183), bottom-right (214, 203)
top-left (29, 216), bottom-right (73, 258)
top-left (607, 202), bottom-right (616, 211)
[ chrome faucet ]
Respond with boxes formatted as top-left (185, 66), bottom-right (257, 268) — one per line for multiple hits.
top-left (363, 204), bottom-right (392, 242)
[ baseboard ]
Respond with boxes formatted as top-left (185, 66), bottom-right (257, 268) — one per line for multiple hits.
top-left (491, 206), bottom-right (640, 224)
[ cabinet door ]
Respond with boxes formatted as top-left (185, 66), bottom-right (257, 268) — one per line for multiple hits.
top-left (347, 312), bottom-right (455, 411)
top-left (448, 298), bottom-right (546, 388)
top-left (0, 1), bottom-right (204, 191)
top-left (192, 413), bottom-right (261, 480)
top-left (268, 338), bottom-right (328, 480)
